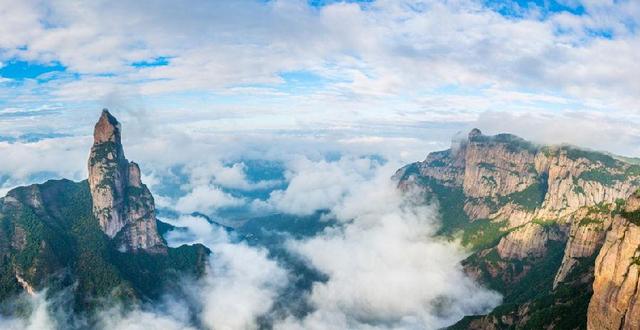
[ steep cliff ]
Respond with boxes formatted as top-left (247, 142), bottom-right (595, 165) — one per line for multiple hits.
top-left (395, 129), bottom-right (640, 329)
top-left (588, 193), bottom-right (640, 330)
top-left (88, 110), bottom-right (165, 252)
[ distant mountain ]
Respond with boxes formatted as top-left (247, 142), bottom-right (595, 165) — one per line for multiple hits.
top-left (395, 129), bottom-right (640, 329)
top-left (0, 109), bottom-right (208, 312)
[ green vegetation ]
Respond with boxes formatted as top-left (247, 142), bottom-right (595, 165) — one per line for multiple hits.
top-left (481, 175), bottom-right (497, 188)
top-left (624, 164), bottom-right (640, 176)
top-left (418, 177), bottom-right (470, 236)
top-left (621, 209), bottom-right (640, 226)
top-left (498, 177), bottom-right (548, 212)
top-left (579, 217), bottom-right (603, 227)
top-left (587, 202), bottom-right (612, 215)
top-left (397, 163), bottom-right (421, 181)
top-left (464, 239), bottom-right (565, 304)
top-left (0, 179), bottom-right (208, 311)
top-left (427, 159), bottom-right (447, 167)
top-left (414, 177), bottom-right (508, 251)
top-left (89, 142), bottom-right (119, 166)
top-left (453, 241), bottom-right (584, 330)
top-left (614, 198), bottom-right (626, 215)
top-left (531, 218), bottom-right (556, 228)
top-left (478, 162), bottom-right (497, 171)
top-left (564, 147), bottom-right (619, 168)
top-left (578, 168), bottom-right (625, 186)
top-left (573, 184), bottom-right (585, 195)
top-left (470, 133), bottom-right (538, 154)
top-left (460, 219), bottom-right (508, 251)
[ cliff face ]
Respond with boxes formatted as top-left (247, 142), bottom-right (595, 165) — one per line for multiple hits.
top-left (395, 129), bottom-right (640, 328)
top-left (588, 193), bottom-right (640, 330)
top-left (396, 129), bottom-right (638, 232)
top-left (88, 110), bottom-right (164, 252)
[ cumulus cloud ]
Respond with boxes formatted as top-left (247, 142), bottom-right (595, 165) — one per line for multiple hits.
top-left (267, 156), bottom-right (379, 215)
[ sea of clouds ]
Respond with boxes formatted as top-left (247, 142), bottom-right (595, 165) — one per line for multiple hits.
top-left (0, 132), bottom-right (502, 329)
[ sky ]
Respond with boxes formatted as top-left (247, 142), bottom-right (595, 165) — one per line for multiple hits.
top-left (0, 0), bottom-right (639, 157)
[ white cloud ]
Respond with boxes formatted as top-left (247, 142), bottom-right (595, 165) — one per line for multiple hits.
top-left (0, 136), bottom-right (89, 182)
top-left (0, 0), bottom-right (638, 125)
top-left (184, 161), bottom-right (282, 192)
top-left (271, 160), bottom-right (501, 329)
top-left (175, 185), bottom-right (245, 214)
top-left (164, 215), bottom-right (289, 330)
top-left (267, 156), bottom-right (378, 215)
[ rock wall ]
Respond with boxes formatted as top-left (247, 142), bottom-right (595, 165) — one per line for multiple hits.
top-left (588, 195), bottom-right (640, 330)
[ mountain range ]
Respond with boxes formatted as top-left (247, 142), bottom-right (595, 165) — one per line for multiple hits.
top-left (395, 129), bottom-right (640, 329)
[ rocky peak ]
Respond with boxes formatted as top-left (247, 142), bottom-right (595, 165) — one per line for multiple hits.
top-left (88, 109), bottom-right (165, 252)
top-left (94, 109), bottom-right (122, 144)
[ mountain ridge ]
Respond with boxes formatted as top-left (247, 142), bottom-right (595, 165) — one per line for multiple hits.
top-left (395, 128), bottom-right (640, 329)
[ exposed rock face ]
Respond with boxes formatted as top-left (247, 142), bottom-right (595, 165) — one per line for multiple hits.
top-left (496, 222), bottom-right (563, 260)
top-left (88, 109), bottom-right (165, 252)
top-left (88, 110), bottom-right (128, 237)
top-left (588, 194), bottom-right (640, 330)
top-left (553, 205), bottom-right (613, 288)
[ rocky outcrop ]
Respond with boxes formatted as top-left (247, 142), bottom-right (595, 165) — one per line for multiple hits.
top-left (553, 205), bottom-right (613, 288)
top-left (88, 110), bottom-right (128, 237)
top-left (496, 222), bottom-right (563, 260)
top-left (88, 109), bottom-right (164, 253)
top-left (588, 194), bottom-right (640, 330)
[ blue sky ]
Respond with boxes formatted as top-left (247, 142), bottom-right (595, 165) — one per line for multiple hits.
top-left (0, 0), bottom-right (639, 160)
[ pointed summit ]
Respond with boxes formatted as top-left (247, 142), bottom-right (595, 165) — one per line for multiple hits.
top-left (94, 109), bottom-right (122, 144)
top-left (88, 109), bottom-right (165, 252)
